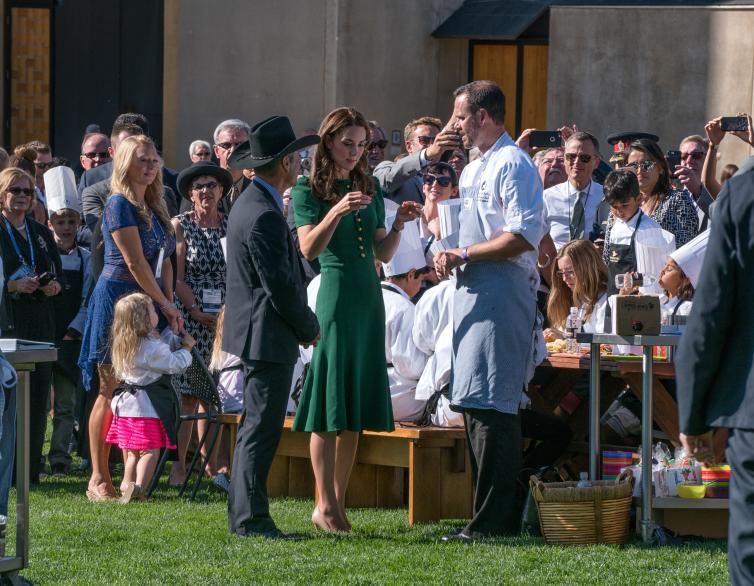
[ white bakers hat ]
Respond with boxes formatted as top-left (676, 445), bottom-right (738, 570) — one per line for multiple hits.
top-left (670, 229), bottom-right (710, 288)
top-left (43, 166), bottom-right (80, 215)
top-left (437, 199), bottom-right (461, 239)
top-left (383, 217), bottom-right (427, 277)
top-left (383, 199), bottom-right (399, 231)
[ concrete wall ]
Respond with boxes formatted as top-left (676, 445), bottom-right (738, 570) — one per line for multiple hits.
top-left (548, 6), bottom-right (754, 173)
top-left (162, 0), bottom-right (467, 168)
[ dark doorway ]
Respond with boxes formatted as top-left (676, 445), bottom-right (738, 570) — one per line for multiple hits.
top-left (52, 0), bottom-right (164, 166)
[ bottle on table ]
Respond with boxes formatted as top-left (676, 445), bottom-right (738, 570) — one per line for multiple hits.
top-left (565, 306), bottom-right (583, 353)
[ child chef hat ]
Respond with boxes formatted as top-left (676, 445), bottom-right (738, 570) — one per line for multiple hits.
top-left (43, 165), bottom-right (81, 216)
top-left (383, 217), bottom-right (427, 278)
top-left (43, 166), bottom-right (81, 215)
top-left (670, 230), bottom-right (710, 289)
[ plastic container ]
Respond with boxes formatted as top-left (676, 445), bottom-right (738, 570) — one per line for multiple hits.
top-left (576, 472), bottom-right (591, 488)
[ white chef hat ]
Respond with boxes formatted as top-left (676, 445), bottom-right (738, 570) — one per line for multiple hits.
top-left (670, 229), bottom-right (710, 289)
top-left (43, 166), bottom-right (81, 215)
top-left (383, 199), bottom-right (399, 231)
top-left (437, 199), bottom-right (461, 240)
top-left (383, 217), bottom-right (427, 277)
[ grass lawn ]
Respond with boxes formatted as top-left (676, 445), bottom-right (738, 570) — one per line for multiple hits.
top-left (3, 470), bottom-right (727, 585)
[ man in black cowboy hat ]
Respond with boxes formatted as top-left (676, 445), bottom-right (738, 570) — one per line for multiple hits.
top-left (224, 115), bottom-right (320, 539)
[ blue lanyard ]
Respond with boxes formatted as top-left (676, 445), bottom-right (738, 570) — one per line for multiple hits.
top-left (4, 217), bottom-right (35, 271)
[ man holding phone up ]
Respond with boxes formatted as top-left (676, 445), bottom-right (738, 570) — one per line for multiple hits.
top-left (435, 80), bottom-right (545, 541)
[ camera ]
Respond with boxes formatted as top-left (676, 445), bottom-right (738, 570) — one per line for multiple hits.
top-left (37, 272), bottom-right (54, 287)
top-left (720, 116), bottom-right (749, 133)
top-left (529, 131), bottom-right (562, 148)
top-left (299, 149), bottom-right (312, 177)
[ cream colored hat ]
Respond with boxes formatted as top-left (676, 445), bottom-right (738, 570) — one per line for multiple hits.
top-left (383, 217), bottom-right (426, 277)
top-left (43, 166), bottom-right (80, 215)
top-left (670, 230), bottom-right (710, 288)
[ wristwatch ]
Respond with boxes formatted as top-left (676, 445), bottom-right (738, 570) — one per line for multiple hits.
top-left (461, 247), bottom-right (470, 263)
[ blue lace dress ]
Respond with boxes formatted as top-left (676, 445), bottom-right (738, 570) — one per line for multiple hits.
top-left (78, 195), bottom-right (176, 391)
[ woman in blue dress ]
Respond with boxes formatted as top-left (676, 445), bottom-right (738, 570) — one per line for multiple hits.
top-left (79, 135), bottom-right (181, 501)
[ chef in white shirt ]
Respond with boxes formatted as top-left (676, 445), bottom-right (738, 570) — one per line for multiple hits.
top-left (381, 217), bottom-right (430, 422)
top-left (543, 132), bottom-right (604, 251)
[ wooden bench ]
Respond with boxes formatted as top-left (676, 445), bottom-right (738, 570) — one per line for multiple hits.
top-left (268, 417), bottom-right (473, 525)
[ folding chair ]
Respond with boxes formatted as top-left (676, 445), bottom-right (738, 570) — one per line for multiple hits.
top-left (147, 347), bottom-right (241, 499)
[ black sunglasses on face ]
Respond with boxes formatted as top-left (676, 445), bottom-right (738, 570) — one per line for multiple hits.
top-left (681, 151), bottom-right (705, 161)
top-left (423, 174), bottom-right (452, 187)
top-left (83, 151), bottom-right (110, 160)
top-left (8, 187), bottom-right (34, 196)
top-left (415, 135), bottom-right (436, 146)
top-left (564, 153), bottom-right (594, 164)
top-left (624, 160), bottom-right (657, 173)
top-left (368, 140), bottom-right (388, 150)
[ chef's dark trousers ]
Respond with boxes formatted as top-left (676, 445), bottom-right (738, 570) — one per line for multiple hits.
top-left (726, 428), bottom-right (754, 585)
top-left (461, 407), bottom-right (521, 536)
top-left (228, 360), bottom-right (293, 536)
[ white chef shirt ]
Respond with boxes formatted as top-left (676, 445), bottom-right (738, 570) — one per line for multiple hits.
top-left (458, 132), bottom-right (545, 273)
top-left (544, 180), bottom-right (604, 250)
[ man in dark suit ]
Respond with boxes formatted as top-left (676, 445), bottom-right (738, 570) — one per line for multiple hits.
top-left (676, 160), bottom-right (754, 585)
top-left (224, 116), bottom-right (320, 539)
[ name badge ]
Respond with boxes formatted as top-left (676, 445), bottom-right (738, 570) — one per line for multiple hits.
top-left (155, 247), bottom-right (165, 279)
top-left (9, 264), bottom-right (35, 281)
top-left (477, 180), bottom-right (491, 203)
top-left (202, 288), bottom-right (223, 314)
top-left (61, 254), bottom-right (81, 272)
top-left (463, 198), bottom-right (473, 210)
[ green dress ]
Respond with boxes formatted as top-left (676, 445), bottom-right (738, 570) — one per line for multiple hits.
top-left (291, 176), bottom-right (394, 433)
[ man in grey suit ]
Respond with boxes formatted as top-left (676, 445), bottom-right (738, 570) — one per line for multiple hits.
top-left (373, 116), bottom-right (460, 205)
top-left (676, 162), bottom-right (754, 585)
top-left (224, 116), bottom-right (320, 539)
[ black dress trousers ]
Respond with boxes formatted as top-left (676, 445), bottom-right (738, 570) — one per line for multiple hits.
top-left (462, 408), bottom-right (522, 536)
top-left (726, 428), bottom-right (754, 585)
top-left (228, 360), bottom-right (294, 536)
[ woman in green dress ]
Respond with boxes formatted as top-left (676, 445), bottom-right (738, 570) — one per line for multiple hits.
top-left (293, 107), bottom-right (421, 532)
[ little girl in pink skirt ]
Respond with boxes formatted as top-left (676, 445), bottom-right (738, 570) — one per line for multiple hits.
top-left (106, 292), bottom-right (194, 503)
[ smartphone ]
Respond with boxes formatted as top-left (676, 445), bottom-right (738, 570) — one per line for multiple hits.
top-left (37, 272), bottom-right (55, 287)
top-left (720, 116), bottom-right (749, 132)
top-left (529, 130), bottom-right (562, 148)
top-left (666, 150), bottom-right (681, 169)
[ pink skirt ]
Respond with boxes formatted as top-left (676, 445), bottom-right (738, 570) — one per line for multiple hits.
top-left (106, 416), bottom-right (176, 450)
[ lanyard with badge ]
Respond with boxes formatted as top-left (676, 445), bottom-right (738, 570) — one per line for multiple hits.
top-left (151, 214), bottom-right (166, 279)
top-left (4, 218), bottom-right (36, 280)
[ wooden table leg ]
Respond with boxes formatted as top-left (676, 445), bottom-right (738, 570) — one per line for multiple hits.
top-left (408, 441), bottom-right (442, 525)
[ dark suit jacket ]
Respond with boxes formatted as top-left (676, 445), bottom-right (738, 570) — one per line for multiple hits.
top-left (676, 167), bottom-right (754, 434)
top-left (373, 152), bottom-right (424, 205)
top-left (78, 161), bottom-right (178, 200)
top-left (286, 199), bottom-right (319, 285)
top-left (222, 179), bottom-right (319, 364)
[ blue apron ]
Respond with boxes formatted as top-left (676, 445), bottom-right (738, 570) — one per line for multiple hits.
top-left (450, 160), bottom-right (539, 415)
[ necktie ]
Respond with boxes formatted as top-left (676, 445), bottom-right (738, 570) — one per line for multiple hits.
top-left (570, 191), bottom-right (586, 240)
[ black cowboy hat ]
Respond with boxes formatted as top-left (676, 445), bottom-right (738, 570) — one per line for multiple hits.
top-left (177, 161), bottom-right (234, 201)
top-left (228, 115), bottom-right (320, 170)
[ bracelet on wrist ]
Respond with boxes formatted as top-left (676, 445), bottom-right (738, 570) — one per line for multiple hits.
top-left (160, 302), bottom-right (177, 311)
top-left (461, 247), bottom-right (470, 263)
top-left (391, 222), bottom-right (404, 233)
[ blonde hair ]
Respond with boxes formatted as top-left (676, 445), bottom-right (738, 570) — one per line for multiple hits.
top-left (0, 167), bottom-right (36, 213)
top-left (110, 135), bottom-right (173, 233)
top-left (110, 292), bottom-right (157, 379)
top-left (208, 306), bottom-right (225, 372)
top-left (547, 240), bottom-right (608, 329)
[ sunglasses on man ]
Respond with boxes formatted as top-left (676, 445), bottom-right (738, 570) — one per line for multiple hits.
top-left (423, 174), bottom-right (452, 187)
top-left (216, 141), bottom-right (246, 151)
top-left (82, 151), bottom-right (110, 160)
top-left (681, 151), bottom-right (705, 161)
top-left (564, 153), bottom-right (595, 164)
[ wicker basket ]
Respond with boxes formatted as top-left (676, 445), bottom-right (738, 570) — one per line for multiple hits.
top-left (529, 469), bottom-right (635, 545)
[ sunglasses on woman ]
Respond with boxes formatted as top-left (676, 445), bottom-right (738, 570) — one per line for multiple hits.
top-left (7, 187), bottom-right (34, 196)
top-left (368, 140), bottom-right (388, 150)
top-left (423, 174), bottom-right (452, 187)
top-left (624, 160), bottom-right (657, 173)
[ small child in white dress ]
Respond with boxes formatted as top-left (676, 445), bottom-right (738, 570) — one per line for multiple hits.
top-left (106, 292), bottom-right (195, 503)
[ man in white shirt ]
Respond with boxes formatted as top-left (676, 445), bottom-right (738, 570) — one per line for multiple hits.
top-left (543, 132), bottom-right (604, 251)
top-left (435, 80), bottom-right (545, 541)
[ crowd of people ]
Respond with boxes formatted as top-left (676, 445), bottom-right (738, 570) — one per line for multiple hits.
top-left (0, 81), bottom-right (752, 560)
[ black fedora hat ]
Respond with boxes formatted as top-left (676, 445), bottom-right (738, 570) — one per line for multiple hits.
top-left (177, 161), bottom-right (234, 201)
top-left (228, 115), bottom-right (320, 170)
